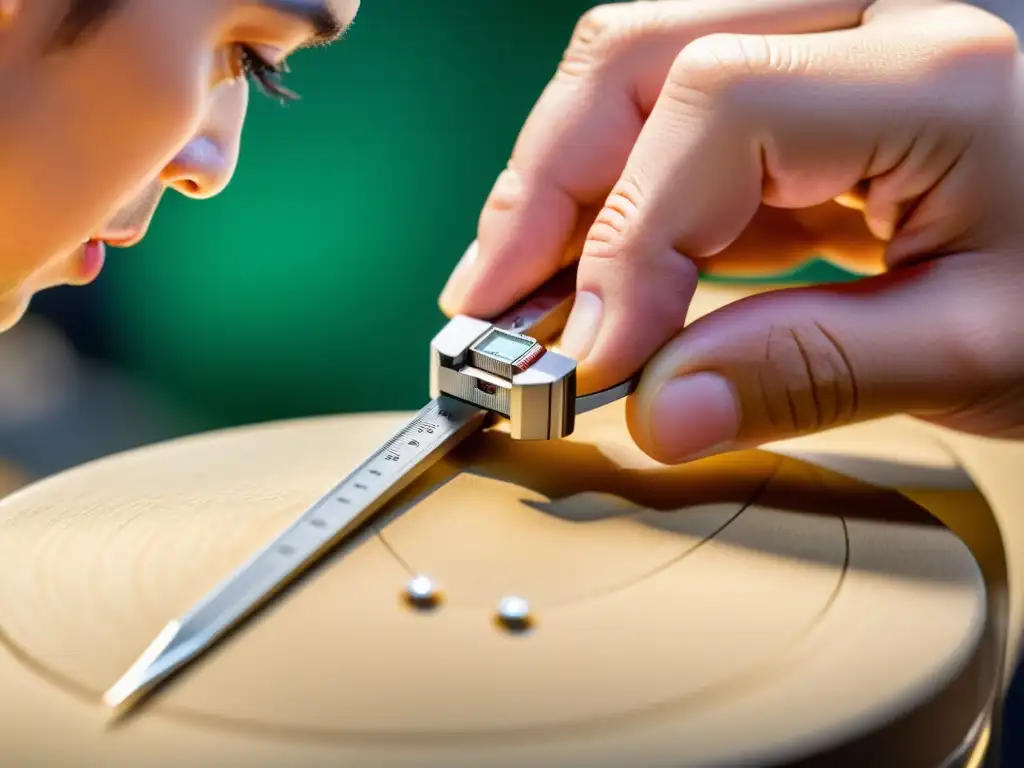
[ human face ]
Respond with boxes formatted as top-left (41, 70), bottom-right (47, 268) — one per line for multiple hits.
top-left (0, 0), bottom-right (358, 331)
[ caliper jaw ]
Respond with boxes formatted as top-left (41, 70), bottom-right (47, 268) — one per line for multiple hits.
top-left (429, 315), bottom-right (577, 441)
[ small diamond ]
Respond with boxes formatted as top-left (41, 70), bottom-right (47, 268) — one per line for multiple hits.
top-left (404, 574), bottom-right (441, 610)
top-left (496, 596), bottom-right (532, 632)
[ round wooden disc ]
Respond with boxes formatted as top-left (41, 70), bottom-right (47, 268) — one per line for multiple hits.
top-left (0, 403), bottom-right (994, 767)
top-left (2, 283), bottom-right (1018, 767)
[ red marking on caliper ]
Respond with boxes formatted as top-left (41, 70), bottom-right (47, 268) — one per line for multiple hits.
top-left (513, 345), bottom-right (545, 373)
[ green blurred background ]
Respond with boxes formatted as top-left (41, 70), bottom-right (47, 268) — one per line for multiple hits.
top-left (2, 3), bottom-right (1019, 759)
top-left (81, 0), bottom-right (848, 434)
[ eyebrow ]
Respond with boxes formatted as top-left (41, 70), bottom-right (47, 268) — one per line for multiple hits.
top-left (253, 0), bottom-right (348, 47)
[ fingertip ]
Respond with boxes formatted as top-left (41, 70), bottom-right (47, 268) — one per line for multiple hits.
top-left (568, 245), bottom-right (699, 394)
top-left (439, 170), bottom-right (530, 315)
top-left (559, 291), bottom-right (603, 361)
top-left (624, 392), bottom-right (656, 459)
top-left (439, 240), bottom-right (484, 316)
top-left (629, 371), bottom-right (741, 464)
top-left (558, 290), bottom-right (641, 398)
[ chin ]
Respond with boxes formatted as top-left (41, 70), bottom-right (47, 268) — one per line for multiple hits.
top-left (0, 292), bottom-right (31, 334)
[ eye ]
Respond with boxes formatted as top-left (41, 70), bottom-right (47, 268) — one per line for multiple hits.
top-left (233, 44), bottom-right (299, 103)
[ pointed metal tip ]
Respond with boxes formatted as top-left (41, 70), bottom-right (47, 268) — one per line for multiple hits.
top-left (102, 621), bottom-right (183, 716)
top-left (102, 676), bottom-right (142, 715)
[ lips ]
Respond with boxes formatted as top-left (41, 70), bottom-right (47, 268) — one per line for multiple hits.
top-left (71, 229), bottom-right (141, 286)
top-left (76, 239), bottom-right (106, 284)
top-left (95, 229), bottom-right (143, 248)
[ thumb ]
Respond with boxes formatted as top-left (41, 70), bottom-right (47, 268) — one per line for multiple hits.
top-left (626, 253), bottom-right (1024, 464)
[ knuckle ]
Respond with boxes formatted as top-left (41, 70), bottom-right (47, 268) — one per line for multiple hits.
top-left (923, 10), bottom-right (1020, 121)
top-left (665, 33), bottom-right (772, 108)
top-left (759, 322), bottom-right (859, 434)
top-left (929, 254), bottom-right (1019, 391)
top-left (482, 168), bottom-right (523, 214)
top-left (583, 176), bottom-right (647, 261)
top-left (558, 4), bottom-right (639, 79)
top-left (944, 292), bottom-right (1016, 388)
top-left (948, 7), bottom-right (1021, 63)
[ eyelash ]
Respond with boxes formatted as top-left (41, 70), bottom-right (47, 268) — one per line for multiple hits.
top-left (235, 45), bottom-right (299, 103)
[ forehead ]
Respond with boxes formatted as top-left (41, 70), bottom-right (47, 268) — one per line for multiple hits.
top-left (56, 0), bottom-right (357, 45)
top-left (326, 0), bottom-right (359, 27)
top-left (246, 0), bottom-right (359, 30)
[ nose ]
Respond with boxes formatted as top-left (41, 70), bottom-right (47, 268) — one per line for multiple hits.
top-left (161, 79), bottom-right (247, 200)
top-left (161, 136), bottom-right (233, 199)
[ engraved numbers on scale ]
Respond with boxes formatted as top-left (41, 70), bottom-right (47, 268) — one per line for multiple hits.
top-left (268, 406), bottom-right (460, 566)
top-left (332, 404), bottom-right (454, 509)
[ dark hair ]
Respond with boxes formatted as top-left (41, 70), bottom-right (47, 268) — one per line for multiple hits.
top-left (50, 0), bottom-right (124, 49)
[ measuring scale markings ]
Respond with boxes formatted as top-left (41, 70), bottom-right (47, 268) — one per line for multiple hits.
top-left (103, 265), bottom-right (628, 715)
top-left (102, 396), bottom-right (488, 714)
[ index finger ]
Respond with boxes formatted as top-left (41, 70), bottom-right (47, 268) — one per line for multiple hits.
top-left (438, 0), bottom-right (868, 319)
top-left (566, 3), bottom-right (1000, 395)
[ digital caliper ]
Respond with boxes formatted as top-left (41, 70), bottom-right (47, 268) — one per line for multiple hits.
top-left (430, 307), bottom-right (639, 440)
top-left (103, 265), bottom-right (640, 715)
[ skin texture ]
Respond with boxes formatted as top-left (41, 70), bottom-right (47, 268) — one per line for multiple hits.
top-left (440, 0), bottom-right (1024, 464)
top-left (0, 0), bottom-right (359, 332)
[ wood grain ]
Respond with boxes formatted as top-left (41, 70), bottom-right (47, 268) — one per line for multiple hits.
top-left (0, 282), bottom-right (1017, 767)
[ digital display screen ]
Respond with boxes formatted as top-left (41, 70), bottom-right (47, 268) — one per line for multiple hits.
top-left (475, 330), bottom-right (534, 363)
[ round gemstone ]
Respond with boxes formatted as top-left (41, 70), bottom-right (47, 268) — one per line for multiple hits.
top-left (496, 596), bottom-right (532, 632)
top-left (404, 574), bottom-right (441, 609)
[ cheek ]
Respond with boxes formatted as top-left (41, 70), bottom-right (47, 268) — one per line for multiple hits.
top-left (0, 293), bottom-right (30, 334)
top-left (0, 30), bottom-right (217, 294)
top-left (79, 39), bottom-right (212, 209)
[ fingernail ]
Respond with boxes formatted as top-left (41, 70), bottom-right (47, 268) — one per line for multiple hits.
top-left (648, 372), bottom-right (741, 463)
top-left (439, 240), bottom-right (480, 312)
top-left (559, 291), bottom-right (603, 360)
top-left (866, 214), bottom-right (894, 242)
top-left (865, 201), bottom-right (898, 242)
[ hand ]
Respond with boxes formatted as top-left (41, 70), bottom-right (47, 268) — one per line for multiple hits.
top-left (439, 0), bottom-right (1024, 463)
